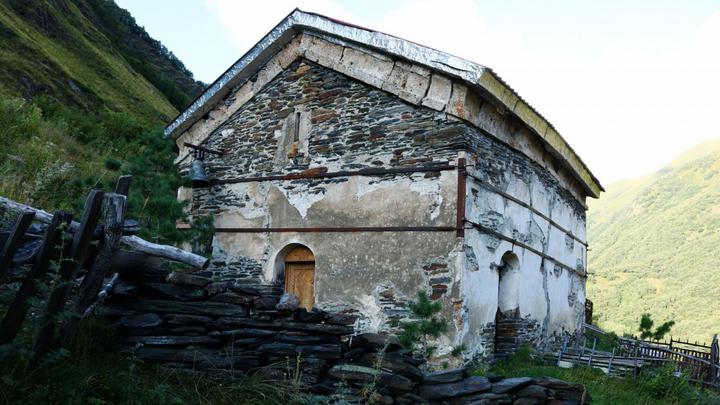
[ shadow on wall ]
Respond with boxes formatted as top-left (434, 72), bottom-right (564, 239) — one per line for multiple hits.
top-left (498, 251), bottom-right (520, 315)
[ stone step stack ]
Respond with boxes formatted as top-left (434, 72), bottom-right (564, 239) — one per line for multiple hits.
top-left (100, 261), bottom-right (590, 403)
top-left (495, 318), bottom-right (520, 360)
top-left (101, 261), bottom-right (357, 382)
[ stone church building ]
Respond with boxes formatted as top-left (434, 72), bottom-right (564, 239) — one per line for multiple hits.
top-left (166, 10), bottom-right (603, 360)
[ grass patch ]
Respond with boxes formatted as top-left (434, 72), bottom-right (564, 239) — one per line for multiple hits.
top-left (0, 317), bottom-right (322, 405)
top-left (480, 347), bottom-right (720, 405)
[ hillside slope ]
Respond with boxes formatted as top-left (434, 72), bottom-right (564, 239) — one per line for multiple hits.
top-left (588, 139), bottom-right (720, 342)
top-left (0, 0), bottom-right (204, 243)
top-left (0, 0), bottom-right (203, 121)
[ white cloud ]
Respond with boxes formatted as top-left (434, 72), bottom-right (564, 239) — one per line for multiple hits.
top-left (205, 0), bottom-right (354, 53)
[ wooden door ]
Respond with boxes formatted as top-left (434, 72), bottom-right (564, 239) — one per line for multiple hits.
top-left (284, 246), bottom-right (315, 310)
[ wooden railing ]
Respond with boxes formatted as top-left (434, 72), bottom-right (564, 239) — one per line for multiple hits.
top-left (559, 324), bottom-right (720, 389)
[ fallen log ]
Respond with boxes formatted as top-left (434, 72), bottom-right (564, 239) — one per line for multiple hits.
top-left (0, 196), bottom-right (209, 270)
top-left (120, 235), bottom-right (208, 270)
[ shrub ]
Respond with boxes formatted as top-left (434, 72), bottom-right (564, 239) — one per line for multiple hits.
top-left (638, 313), bottom-right (675, 341)
top-left (398, 291), bottom-right (447, 357)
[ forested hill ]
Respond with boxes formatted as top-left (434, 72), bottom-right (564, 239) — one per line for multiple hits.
top-left (588, 139), bottom-right (720, 342)
top-left (0, 0), bottom-right (203, 121)
top-left (0, 0), bottom-right (204, 244)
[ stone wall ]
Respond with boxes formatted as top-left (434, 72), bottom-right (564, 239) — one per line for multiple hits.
top-left (103, 259), bottom-right (589, 404)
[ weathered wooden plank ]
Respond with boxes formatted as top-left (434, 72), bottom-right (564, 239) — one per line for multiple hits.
top-left (0, 212), bottom-right (72, 345)
top-left (0, 211), bottom-right (35, 282)
top-left (114, 175), bottom-right (132, 196)
top-left (74, 194), bottom-right (126, 314)
top-left (0, 196), bottom-right (208, 269)
top-left (61, 194), bottom-right (126, 340)
top-left (120, 235), bottom-right (208, 269)
top-left (33, 190), bottom-right (104, 360)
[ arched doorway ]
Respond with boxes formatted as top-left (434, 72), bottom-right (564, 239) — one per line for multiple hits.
top-left (283, 245), bottom-right (315, 310)
top-left (495, 252), bottom-right (520, 359)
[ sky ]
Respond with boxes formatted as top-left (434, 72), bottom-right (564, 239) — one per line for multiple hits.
top-left (116, 0), bottom-right (720, 186)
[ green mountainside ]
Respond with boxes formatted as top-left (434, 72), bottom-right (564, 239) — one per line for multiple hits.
top-left (0, 0), bottom-right (202, 120)
top-left (0, 0), bottom-right (204, 243)
top-left (588, 139), bottom-right (720, 342)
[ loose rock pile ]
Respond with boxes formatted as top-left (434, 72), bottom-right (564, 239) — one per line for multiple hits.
top-left (102, 257), bottom-right (589, 404)
top-left (102, 258), bottom-right (356, 382)
top-left (322, 347), bottom-right (589, 404)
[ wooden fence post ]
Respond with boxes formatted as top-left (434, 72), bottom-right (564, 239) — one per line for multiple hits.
top-left (0, 212), bottom-right (72, 345)
top-left (114, 175), bottom-right (132, 197)
top-left (711, 334), bottom-right (718, 386)
top-left (33, 190), bottom-right (104, 361)
top-left (63, 193), bottom-right (126, 339)
top-left (0, 211), bottom-right (35, 282)
top-left (557, 335), bottom-right (568, 366)
top-left (588, 338), bottom-right (597, 367)
top-left (607, 347), bottom-right (615, 376)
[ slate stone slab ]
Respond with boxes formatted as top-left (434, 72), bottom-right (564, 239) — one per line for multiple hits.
top-left (204, 281), bottom-right (233, 296)
top-left (423, 367), bottom-right (467, 384)
top-left (209, 292), bottom-right (254, 305)
top-left (512, 397), bottom-right (544, 405)
top-left (327, 364), bottom-right (414, 392)
top-left (445, 392), bottom-right (512, 404)
top-left (122, 299), bottom-right (248, 317)
top-left (359, 352), bottom-right (424, 381)
top-left (296, 344), bottom-right (342, 359)
top-left (276, 331), bottom-right (332, 344)
top-left (324, 312), bottom-right (358, 325)
top-left (354, 333), bottom-right (401, 350)
top-left (119, 313), bottom-right (162, 328)
top-left (166, 272), bottom-right (212, 287)
top-left (417, 376), bottom-right (491, 399)
top-left (514, 384), bottom-right (548, 399)
top-left (133, 347), bottom-right (215, 362)
top-left (125, 335), bottom-right (218, 346)
top-left (491, 376), bottom-right (533, 393)
top-left (164, 313), bottom-right (212, 325)
top-left (207, 318), bottom-right (352, 335)
top-left (253, 295), bottom-right (280, 309)
top-left (143, 282), bottom-right (204, 301)
top-left (209, 328), bottom-right (276, 338)
top-left (111, 281), bottom-right (138, 296)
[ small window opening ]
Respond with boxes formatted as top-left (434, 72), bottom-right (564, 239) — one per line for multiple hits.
top-left (288, 111), bottom-right (303, 160)
top-left (293, 111), bottom-right (301, 143)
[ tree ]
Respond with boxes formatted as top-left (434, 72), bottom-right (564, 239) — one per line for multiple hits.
top-left (638, 313), bottom-right (675, 341)
top-left (398, 291), bottom-right (447, 357)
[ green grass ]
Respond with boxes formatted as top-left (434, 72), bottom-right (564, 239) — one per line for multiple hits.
top-left (0, 318), bottom-right (321, 405)
top-left (0, 96), bottom-right (196, 244)
top-left (588, 139), bottom-right (720, 342)
top-left (0, 0), bottom-right (198, 122)
top-left (481, 348), bottom-right (720, 405)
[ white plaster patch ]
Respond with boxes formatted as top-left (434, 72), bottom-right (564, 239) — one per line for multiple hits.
top-left (409, 175), bottom-right (443, 220)
top-left (358, 294), bottom-right (385, 332)
top-left (276, 185), bottom-right (326, 219)
top-left (354, 177), bottom-right (379, 200)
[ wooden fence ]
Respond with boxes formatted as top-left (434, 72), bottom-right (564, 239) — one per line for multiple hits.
top-left (0, 177), bottom-right (207, 363)
top-left (563, 323), bottom-right (720, 389)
